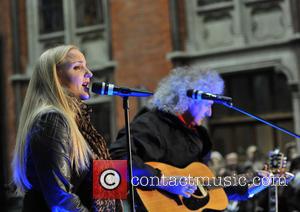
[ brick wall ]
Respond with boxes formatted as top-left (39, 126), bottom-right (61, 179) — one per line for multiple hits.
top-left (0, 0), bottom-right (28, 185)
top-left (0, 0), bottom-right (16, 184)
top-left (110, 0), bottom-right (173, 129)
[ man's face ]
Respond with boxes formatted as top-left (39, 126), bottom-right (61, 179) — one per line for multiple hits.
top-left (188, 100), bottom-right (213, 125)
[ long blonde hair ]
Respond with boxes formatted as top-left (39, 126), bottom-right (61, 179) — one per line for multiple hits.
top-left (12, 45), bottom-right (92, 192)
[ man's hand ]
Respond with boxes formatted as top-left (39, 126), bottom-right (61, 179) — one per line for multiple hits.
top-left (156, 176), bottom-right (197, 198)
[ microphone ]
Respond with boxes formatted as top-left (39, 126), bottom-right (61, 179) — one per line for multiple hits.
top-left (91, 82), bottom-right (153, 97)
top-left (187, 89), bottom-right (233, 104)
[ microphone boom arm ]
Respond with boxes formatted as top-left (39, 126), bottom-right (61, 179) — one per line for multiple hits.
top-left (218, 102), bottom-right (300, 139)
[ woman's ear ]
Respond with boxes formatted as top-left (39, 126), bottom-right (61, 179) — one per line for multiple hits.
top-left (56, 65), bottom-right (63, 83)
top-left (56, 64), bottom-right (68, 86)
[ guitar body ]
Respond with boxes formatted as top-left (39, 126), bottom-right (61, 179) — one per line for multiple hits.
top-left (136, 162), bottom-right (228, 211)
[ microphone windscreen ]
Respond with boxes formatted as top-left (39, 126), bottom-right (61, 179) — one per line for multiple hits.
top-left (186, 90), bottom-right (194, 98)
top-left (91, 82), bottom-right (103, 94)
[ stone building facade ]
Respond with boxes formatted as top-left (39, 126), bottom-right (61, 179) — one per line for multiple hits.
top-left (1, 0), bottom-right (300, 210)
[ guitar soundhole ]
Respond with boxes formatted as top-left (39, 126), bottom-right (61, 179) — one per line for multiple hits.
top-left (182, 187), bottom-right (210, 210)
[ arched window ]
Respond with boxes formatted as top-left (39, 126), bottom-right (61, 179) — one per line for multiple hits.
top-left (26, 0), bottom-right (116, 142)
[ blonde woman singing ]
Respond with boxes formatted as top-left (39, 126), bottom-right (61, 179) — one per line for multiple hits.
top-left (12, 45), bottom-right (122, 211)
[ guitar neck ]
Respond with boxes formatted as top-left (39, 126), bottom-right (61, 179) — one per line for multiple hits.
top-left (163, 172), bottom-right (255, 190)
top-left (202, 172), bottom-right (254, 190)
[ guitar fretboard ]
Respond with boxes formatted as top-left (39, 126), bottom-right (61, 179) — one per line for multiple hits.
top-left (201, 172), bottom-right (255, 189)
top-left (163, 172), bottom-right (255, 190)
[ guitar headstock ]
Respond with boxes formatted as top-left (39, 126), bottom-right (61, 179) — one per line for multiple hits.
top-left (268, 149), bottom-right (287, 176)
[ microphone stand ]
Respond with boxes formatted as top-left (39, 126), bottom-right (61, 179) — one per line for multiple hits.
top-left (91, 82), bottom-right (153, 212)
top-left (122, 96), bottom-right (135, 212)
top-left (217, 101), bottom-right (300, 139)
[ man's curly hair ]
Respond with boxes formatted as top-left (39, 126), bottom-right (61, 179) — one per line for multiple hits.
top-left (148, 66), bottom-right (224, 114)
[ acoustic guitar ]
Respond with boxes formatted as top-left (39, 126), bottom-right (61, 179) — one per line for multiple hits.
top-left (136, 162), bottom-right (248, 211)
top-left (136, 152), bottom-right (289, 212)
top-left (267, 149), bottom-right (287, 212)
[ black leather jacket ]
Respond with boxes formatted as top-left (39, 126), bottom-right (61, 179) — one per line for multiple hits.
top-left (23, 111), bottom-right (90, 212)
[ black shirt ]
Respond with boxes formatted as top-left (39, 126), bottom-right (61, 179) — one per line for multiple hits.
top-left (110, 108), bottom-right (212, 179)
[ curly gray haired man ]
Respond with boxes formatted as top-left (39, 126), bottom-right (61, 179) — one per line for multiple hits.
top-left (110, 66), bottom-right (252, 210)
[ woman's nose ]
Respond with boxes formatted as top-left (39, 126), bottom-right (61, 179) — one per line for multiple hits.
top-left (85, 68), bottom-right (93, 78)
